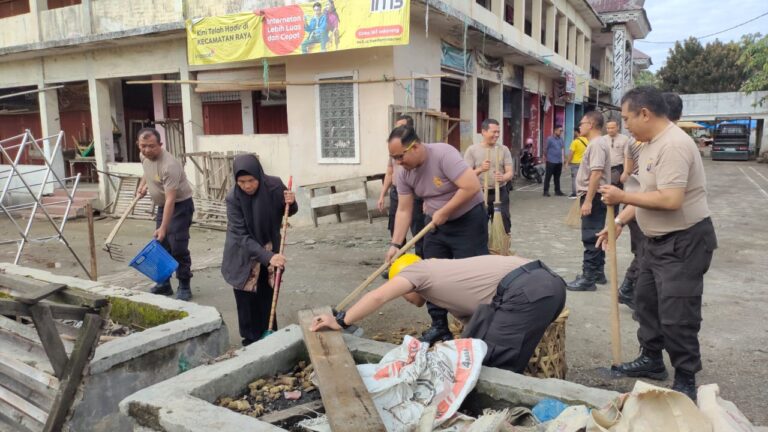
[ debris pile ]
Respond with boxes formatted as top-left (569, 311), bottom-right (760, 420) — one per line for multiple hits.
top-left (216, 361), bottom-right (319, 419)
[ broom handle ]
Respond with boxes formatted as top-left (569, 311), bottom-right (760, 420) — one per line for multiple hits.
top-left (483, 148), bottom-right (490, 205)
top-left (494, 147), bottom-right (501, 204)
top-left (105, 194), bottom-right (141, 245)
top-left (607, 205), bottom-right (621, 365)
top-left (268, 176), bottom-right (293, 331)
top-left (337, 221), bottom-right (436, 311)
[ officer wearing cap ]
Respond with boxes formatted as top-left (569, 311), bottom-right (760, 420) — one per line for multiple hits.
top-left (597, 86), bottom-right (717, 401)
top-left (311, 254), bottom-right (566, 373)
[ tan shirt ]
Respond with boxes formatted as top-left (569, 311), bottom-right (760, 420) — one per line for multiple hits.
top-left (463, 143), bottom-right (514, 187)
top-left (636, 123), bottom-right (710, 237)
top-left (606, 133), bottom-right (631, 167)
top-left (397, 255), bottom-right (532, 323)
top-left (140, 150), bottom-right (194, 207)
top-left (575, 135), bottom-right (611, 195)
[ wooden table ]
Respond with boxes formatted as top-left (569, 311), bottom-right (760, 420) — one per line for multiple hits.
top-left (303, 174), bottom-right (385, 228)
top-left (68, 157), bottom-right (97, 183)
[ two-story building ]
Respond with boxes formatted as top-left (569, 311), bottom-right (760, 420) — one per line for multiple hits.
top-left (0, 0), bottom-right (651, 225)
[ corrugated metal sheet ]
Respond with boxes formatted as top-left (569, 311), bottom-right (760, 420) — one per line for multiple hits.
top-left (588, 0), bottom-right (644, 13)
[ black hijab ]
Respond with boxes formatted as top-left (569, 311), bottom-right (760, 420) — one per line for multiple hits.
top-left (232, 154), bottom-right (284, 253)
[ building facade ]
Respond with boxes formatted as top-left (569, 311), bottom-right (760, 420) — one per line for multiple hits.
top-left (0, 0), bottom-right (651, 225)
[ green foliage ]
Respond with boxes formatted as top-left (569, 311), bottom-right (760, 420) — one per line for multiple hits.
top-left (635, 70), bottom-right (659, 87)
top-left (738, 33), bottom-right (768, 104)
top-left (657, 37), bottom-right (747, 94)
top-left (108, 297), bottom-right (189, 329)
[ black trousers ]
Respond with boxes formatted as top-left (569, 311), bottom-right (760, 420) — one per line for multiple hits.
top-left (580, 194), bottom-right (607, 277)
top-left (624, 218), bottom-right (645, 284)
top-left (543, 162), bottom-right (563, 194)
top-left (611, 164), bottom-right (624, 186)
top-left (636, 217), bottom-right (717, 374)
top-left (233, 269), bottom-right (275, 346)
top-left (424, 203), bottom-right (489, 323)
top-left (388, 186), bottom-right (425, 257)
top-left (485, 184), bottom-right (511, 234)
top-left (156, 198), bottom-right (194, 282)
top-left (462, 261), bottom-right (566, 373)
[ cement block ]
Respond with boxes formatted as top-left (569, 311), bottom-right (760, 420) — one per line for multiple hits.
top-left (0, 263), bottom-right (230, 432)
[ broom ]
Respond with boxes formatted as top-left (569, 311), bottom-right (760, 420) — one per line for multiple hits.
top-left (483, 148), bottom-right (490, 207)
top-left (489, 147), bottom-right (510, 256)
top-left (564, 197), bottom-right (581, 228)
top-left (262, 176), bottom-right (293, 339)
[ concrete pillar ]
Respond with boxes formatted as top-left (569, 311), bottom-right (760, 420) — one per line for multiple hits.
top-left (38, 84), bottom-right (65, 180)
top-left (624, 38), bottom-right (633, 90)
top-left (531, 0), bottom-right (542, 43)
top-left (585, 38), bottom-right (592, 74)
top-left (577, 32), bottom-right (585, 69)
top-left (545, 4), bottom-right (556, 50)
top-left (489, 83), bottom-right (503, 144)
top-left (492, 0), bottom-right (504, 28)
top-left (80, 0), bottom-right (93, 35)
top-left (88, 78), bottom-right (114, 207)
top-left (612, 24), bottom-right (627, 108)
top-left (513, 0), bottom-right (525, 32)
top-left (241, 91), bottom-right (255, 134)
top-left (565, 102), bottom-right (575, 153)
top-left (459, 75), bottom-right (478, 152)
top-left (109, 80), bottom-right (126, 162)
top-left (179, 64), bottom-right (204, 189)
top-left (28, 0), bottom-right (47, 43)
top-left (152, 75), bottom-right (166, 141)
top-left (558, 15), bottom-right (567, 56)
top-left (567, 23), bottom-right (577, 63)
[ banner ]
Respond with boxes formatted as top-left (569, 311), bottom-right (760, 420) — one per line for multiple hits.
top-left (187, 0), bottom-right (410, 66)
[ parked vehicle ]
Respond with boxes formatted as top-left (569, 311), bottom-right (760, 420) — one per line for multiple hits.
top-left (520, 144), bottom-right (543, 183)
top-left (711, 117), bottom-right (751, 161)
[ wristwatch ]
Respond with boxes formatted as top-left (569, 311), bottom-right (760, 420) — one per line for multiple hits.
top-left (335, 310), bottom-right (350, 329)
top-left (390, 242), bottom-right (404, 249)
top-left (614, 217), bottom-right (625, 228)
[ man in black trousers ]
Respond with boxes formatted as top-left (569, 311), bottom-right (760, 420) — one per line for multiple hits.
top-left (598, 87), bottom-right (717, 401)
top-left (567, 112), bottom-right (611, 292)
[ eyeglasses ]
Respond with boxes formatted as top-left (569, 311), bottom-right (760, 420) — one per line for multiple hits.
top-left (390, 141), bottom-right (416, 161)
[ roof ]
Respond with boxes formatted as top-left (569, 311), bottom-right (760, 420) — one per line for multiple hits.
top-left (632, 48), bottom-right (650, 60)
top-left (587, 0), bottom-right (645, 13)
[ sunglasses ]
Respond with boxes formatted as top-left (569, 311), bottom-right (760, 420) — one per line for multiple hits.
top-left (390, 141), bottom-right (416, 161)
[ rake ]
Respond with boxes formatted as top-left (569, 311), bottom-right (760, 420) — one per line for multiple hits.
top-left (104, 195), bottom-right (142, 261)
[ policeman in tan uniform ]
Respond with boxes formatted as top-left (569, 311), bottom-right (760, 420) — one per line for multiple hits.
top-left (598, 87), bottom-right (717, 401)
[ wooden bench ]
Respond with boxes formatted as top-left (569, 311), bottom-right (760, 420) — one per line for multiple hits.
top-left (303, 174), bottom-right (385, 228)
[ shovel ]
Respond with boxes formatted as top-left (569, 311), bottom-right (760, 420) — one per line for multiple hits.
top-left (262, 176), bottom-right (293, 339)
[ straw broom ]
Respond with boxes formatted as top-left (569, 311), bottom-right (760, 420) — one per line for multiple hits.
top-left (564, 197), bottom-right (581, 228)
top-left (489, 147), bottom-right (510, 255)
top-left (483, 148), bottom-right (490, 207)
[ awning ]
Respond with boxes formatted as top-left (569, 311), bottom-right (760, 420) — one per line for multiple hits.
top-left (676, 121), bottom-right (704, 129)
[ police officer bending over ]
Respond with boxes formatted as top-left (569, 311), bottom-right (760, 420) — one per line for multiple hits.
top-left (311, 254), bottom-right (566, 374)
top-left (598, 86), bottom-right (717, 401)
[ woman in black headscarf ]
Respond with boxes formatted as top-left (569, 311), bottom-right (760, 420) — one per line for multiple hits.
top-left (221, 154), bottom-right (297, 346)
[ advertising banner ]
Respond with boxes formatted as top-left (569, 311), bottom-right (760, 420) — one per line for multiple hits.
top-left (187, 0), bottom-right (410, 65)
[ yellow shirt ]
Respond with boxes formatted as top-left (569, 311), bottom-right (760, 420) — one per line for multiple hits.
top-left (569, 137), bottom-right (588, 164)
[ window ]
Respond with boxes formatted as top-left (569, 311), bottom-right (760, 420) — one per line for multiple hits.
top-left (414, 78), bottom-right (429, 109)
top-left (476, 0), bottom-right (491, 10)
top-left (316, 72), bottom-right (359, 164)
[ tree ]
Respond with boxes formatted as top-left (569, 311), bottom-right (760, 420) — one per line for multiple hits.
top-left (657, 37), bottom-right (747, 94)
top-left (738, 33), bottom-right (768, 105)
top-left (635, 70), bottom-right (659, 87)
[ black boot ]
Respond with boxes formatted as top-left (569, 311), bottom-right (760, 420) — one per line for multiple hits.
top-left (150, 280), bottom-right (173, 296)
top-left (612, 348), bottom-right (668, 380)
top-left (671, 370), bottom-right (697, 401)
top-left (594, 272), bottom-right (607, 285)
top-left (176, 279), bottom-right (192, 301)
top-left (419, 318), bottom-right (453, 345)
top-left (618, 278), bottom-right (636, 309)
top-left (567, 274), bottom-right (596, 292)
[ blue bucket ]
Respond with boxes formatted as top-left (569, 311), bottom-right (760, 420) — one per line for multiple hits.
top-left (129, 239), bottom-right (179, 283)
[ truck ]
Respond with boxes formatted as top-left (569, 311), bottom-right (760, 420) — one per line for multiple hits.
top-left (711, 116), bottom-right (752, 161)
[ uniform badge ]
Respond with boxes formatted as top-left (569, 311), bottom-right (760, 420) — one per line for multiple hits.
top-left (433, 176), bottom-right (444, 188)
top-left (646, 158), bottom-right (653, 172)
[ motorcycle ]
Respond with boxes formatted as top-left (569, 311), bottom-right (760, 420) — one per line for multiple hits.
top-left (520, 145), bottom-right (544, 183)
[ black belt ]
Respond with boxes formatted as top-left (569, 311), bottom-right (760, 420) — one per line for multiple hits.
top-left (502, 260), bottom-right (557, 284)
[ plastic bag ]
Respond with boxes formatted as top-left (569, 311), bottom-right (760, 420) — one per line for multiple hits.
top-left (697, 384), bottom-right (755, 432)
top-left (532, 399), bottom-right (569, 423)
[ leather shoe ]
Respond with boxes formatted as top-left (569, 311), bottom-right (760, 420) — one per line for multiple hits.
top-left (567, 274), bottom-right (596, 292)
top-left (671, 370), bottom-right (697, 401)
top-left (176, 279), bottom-right (193, 301)
top-left (419, 323), bottom-right (454, 345)
top-left (594, 273), bottom-right (607, 285)
top-left (543, 192), bottom-right (551, 197)
top-left (618, 278), bottom-right (636, 309)
top-left (150, 280), bottom-right (173, 296)
top-left (612, 349), bottom-right (668, 380)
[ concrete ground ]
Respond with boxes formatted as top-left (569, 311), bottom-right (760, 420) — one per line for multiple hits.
top-left (1, 159), bottom-right (767, 425)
